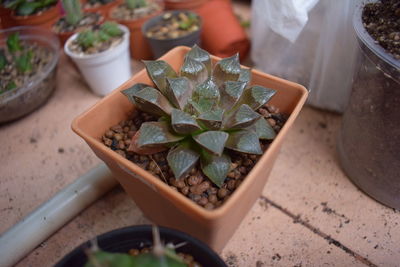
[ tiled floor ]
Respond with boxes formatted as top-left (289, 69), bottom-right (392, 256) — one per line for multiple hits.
top-left (1, 2), bottom-right (400, 267)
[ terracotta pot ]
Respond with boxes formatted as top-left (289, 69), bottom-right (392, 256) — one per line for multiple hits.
top-left (72, 46), bottom-right (308, 252)
top-left (10, 5), bottom-right (60, 30)
top-left (196, 0), bottom-right (250, 60)
top-left (109, 4), bottom-right (163, 60)
top-left (54, 13), bottom-right (104, 46)
top-left (82, 0), bottom-right (120, 20)
top-left (0, 6), bottom-right (14, 29)
top-left (55, 225), bottom-right (227, 267)
top-left (164, 0), bottom-right (209, 11)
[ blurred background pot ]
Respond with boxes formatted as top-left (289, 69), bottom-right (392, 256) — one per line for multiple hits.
top-left (337, 0), bottom-right (400, 209)
top-left (109, 0), bottom-right (163, 60)
top-left (82, 0), bottom-right (121, 20)
top-left (164, 0), bottom-right (209, 11)
top-left (0, 26), bottom-right (60, 124)
top-left (10, 4), bottom-right (60, 29)
top-left (55, 225), bottom-right (227, 267)
top-left (142, 10), bottom-right (201, 58)
top-left (64, 24), bottom-right (131, 96)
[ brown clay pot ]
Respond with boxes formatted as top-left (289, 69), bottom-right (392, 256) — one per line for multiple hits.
top-left (10, 5), bottom-right (60, 30)
top-left (0, 6), bottom-right (14, 29)
top-left (53, 13), bottom-right (105, 46)
top-left (196, 0), bottom-right (250, 60)
top-left (164, 0), bottom-right (209, 11)
top-left (82, 0), bottom-right (121, 20)
top-left (72, 46), bottom-right (308, 252)
top-left (109, 4), bottom-right (163, 60)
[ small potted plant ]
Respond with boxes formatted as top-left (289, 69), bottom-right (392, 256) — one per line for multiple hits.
top-left (55, 225), bottom-right (227, 267)
top-left (82, 0), bottom-right (120, 20)
top-left (64, 21), bottom-right (132, 96)
top-left (53, 0), bottom-right (103, 45)
top-left (0, 26), bottom-right (59, 123)
top-left (5, 0), bottom-right (60, 29)
top-left (72, 45), bottom-right (308, 251)
top-left (142, 10), bottom-right (202, 58)
top-left (108, 0), bottom-right (163, 60)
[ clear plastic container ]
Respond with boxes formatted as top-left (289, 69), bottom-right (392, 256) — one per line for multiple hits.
top-left (0, 26), bottom-right (60, 124)
top-left (337, 0), bottom-right (400, 209)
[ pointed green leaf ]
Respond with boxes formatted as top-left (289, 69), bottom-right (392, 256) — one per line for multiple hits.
top-left (132, 87), bottom-right (174, 116)
top-left (137, 121), bottom-right (184, 148)
top-left (186, 98), bottom-right (217, 115)
top-left (143, 60), bottom-right (178, 95)
top-left (225, 130), bottom-right (263, 154)
top-left (167, 144), bottom-right (200, 179)
top-left (252, 117), bottom-right (276, 140)
top-left (186, 44), bottom-right (212, 75)
top-left (225, 104), bottom-right (261, 129)
top-left (197, 109), bottom-right (224, 130)
top-left (239, 67), bottom-right (251, 84)
top-left (238, 86), bottom-right (276, 110)
top-left (213, 54), bottom-right (241, 87)
top-left (121, 83), bottom-right (148, 104)
top-left (192, 78), bottom-right (220, 101)
top-left (220, 81), bottom-right (247, 110)
top-left (180, 56), bottom-right (208, 86)
top-left (165, 77), bottom-right (193, 109)
top-left (193, 131), bottom-right (228, 156)
top-left (171, 108), bottom-right (201, 134)
top-left (200, 151), bottom-right (231, 188)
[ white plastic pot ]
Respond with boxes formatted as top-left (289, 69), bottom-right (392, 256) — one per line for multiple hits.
top-left (64, 24), bottom-right (132, 96)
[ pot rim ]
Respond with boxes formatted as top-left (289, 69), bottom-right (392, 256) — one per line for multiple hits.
top-left (71, 46), bottom-right (308, 220)
top-left (63, 23), bottom-right (129, 60)
top-left (109, 0), bottom-right (164, 23)
top-left (10, 3), bottom-right (58, 20)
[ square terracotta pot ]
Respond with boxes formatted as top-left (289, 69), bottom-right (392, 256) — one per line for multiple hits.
top-left (72, 46), bottom-right (308, 252)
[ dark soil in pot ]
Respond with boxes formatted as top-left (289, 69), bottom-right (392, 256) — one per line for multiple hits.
top-left (84, 0), bottom-right (117, 10)
top-left (53, 12), bottom-right (103, 33)
top-left (102, 104), bottom-right (287, 210)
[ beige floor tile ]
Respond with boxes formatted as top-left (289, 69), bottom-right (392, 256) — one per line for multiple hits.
top-left (263, 106), bottom-right (400, 267)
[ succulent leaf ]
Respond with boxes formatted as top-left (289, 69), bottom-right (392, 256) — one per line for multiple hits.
top-left (224, 104), bottom-right (261, 129)
top-left (85, 250), bottom-right (135, 267)
top-left (167, 144), bottom-right (200, 179)
top-left (186, 44), bottom-right (212, 75)
top-left (166, 77), bottom-right (193, 109)
top-left (238, 85), bottom-right (276, 111)
top-left (121, 83), bottom-right (148, 104)
top-left (238, 68), bottom-right (251, 84)
top-left (193, 131), bottom-right (228, 156)
top-left (180, 56), bottom-right (208, 86)
top-left (200, 151), bottom-right (231, 188)
top-left (213, 53), bottom-right (241, 87)
top-left (251, 117), bottom-right (276, 140)
top-left (220, 81), bottom-right (246, 110)
top-left (144, 60), bottom-right (178, 96)
top-left (132, 87), bottom-right (174, 116)
top-left (197, 109), bottom-right (224, 130)
top-left (137, 121), bottom-right (184, 148)
top-left (171, 108), bottom-right (201, 134)
top-left (0, 49), bottom-right (7, 71)
top-left (225, 130), bottom-right (263, 154)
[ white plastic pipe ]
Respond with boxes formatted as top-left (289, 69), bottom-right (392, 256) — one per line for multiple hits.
top-left (0, 163), bottom-right (117, 267)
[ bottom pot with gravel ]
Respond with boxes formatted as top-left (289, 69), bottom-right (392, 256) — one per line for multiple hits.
top-left (55, 225), bottom-right (227, 267)
top-left (72, 45), bottom-right (308, 251)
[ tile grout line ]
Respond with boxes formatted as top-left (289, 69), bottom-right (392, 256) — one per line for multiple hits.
top-left (259, 196), bottom-right (378, 267)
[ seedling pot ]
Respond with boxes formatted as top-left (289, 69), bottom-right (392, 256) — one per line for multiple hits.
top-left (142, 10), bottom-right (202, 58)
top-left (10, 5), bottom-right (60, 29)
top-left (55, 225), bottom-right (227, 267)
top-left (64, 24), bottom-right (132, 96)
top-left (72, 46), bottom-right (308, 251)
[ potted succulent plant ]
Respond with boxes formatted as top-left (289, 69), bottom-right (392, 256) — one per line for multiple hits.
top-left (82, 0), bottom-right (120, 20)
top-left (0, 26), bottom-right (59, 123)
top-left (72, 45), bottom-right (308, 251)
top-left (142, 10), bottom-right (202, 58)
top-left (55, 225), bottom-right (227, 267)
top-left (5, 0), bottom-right (60, 29)
top-left (108, 0), bottom-right (163, 60)
top-left (64, 21), bottom-right (131, 96)
top-left (53, 0), bottom-right (103, 45)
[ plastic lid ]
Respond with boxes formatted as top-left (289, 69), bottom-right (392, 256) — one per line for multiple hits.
top-left (353, 0), bottom-right (400, 81)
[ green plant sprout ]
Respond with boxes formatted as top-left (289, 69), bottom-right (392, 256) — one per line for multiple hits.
top-left (4, 0), bottom-right (57, 16)
top-left (122, 45), bottom-right (276, 188)
top-left (61, 0), bottom-right (83, 26)
top-left (76, 21), bottom-right (124, 50)
top-left (126, 0), bottom-right (147, 10)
